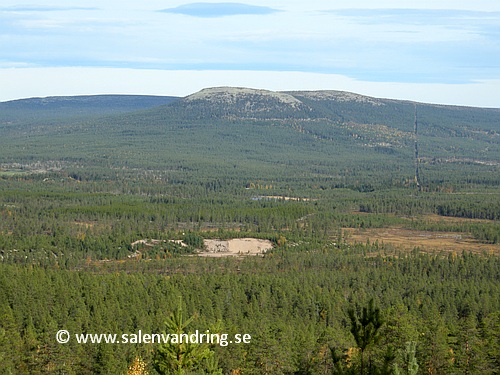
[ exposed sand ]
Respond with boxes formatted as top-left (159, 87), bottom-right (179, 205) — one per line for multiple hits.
top-left (198, 238), bottom-right (274, 257)
top-left (253, 195), bottom-right (312, 201)
top-left (129, 238), bottom-right (272, 258)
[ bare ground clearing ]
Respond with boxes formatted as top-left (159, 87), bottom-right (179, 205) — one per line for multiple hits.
top-left (199, 238), bottom-right (274, 257)
top-left (129, 237), bottom-right (274, 258)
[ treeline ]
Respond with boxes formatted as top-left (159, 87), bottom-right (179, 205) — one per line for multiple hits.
top-left (0, 249), bottom-right (499, 374)
top-left (2, 175), bottom-right (500, 267)
top-left (437, 201), bottom-right (500, 220)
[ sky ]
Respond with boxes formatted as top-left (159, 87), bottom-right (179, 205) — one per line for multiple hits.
top-left (1, 1), bottom-right (500, 107)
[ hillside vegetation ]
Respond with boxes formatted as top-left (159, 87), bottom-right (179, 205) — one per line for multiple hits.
top-left (0, 88), bottom-right (499, 374)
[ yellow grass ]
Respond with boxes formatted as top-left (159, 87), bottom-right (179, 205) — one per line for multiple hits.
top-left (343, 227), bottom-right (499, 255)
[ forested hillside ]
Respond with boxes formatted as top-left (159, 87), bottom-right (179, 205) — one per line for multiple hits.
top-left (0, 88), bottom-right (499, 374)
top-left (0, 95), bottom-right (179, 125)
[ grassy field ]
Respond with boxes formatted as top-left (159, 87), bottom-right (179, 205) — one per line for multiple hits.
top-left (344, 227), bottom-right (499, 255)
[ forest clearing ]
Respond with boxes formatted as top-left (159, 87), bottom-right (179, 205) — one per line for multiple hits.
top-left (199, 238), bottom-right (274, 257)
top-left (343, 227), bottom-right (500, 255)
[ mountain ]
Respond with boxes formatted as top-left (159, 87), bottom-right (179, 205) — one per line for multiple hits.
top-left (161, 86), bottom-right (499, 153)
top-left (1, 87), bottom-right (499, 190)
top-left (164, 87), bottom-right (500, 134)
top-left (177, 87), bottom-right (312, 118)
top-left (289, 90), bottom-right (500, 135)
top-left (0, 94), bottom-right (179, 111)
top-left (0, 94), bottom-right (180, 125)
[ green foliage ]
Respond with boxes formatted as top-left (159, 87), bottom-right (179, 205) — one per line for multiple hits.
top-left (393, 342), bottom-right (419, 375)
top-left (153, 301), bottom-right (215, 375)
top-left (348, 299), bottom-right (384, 354)
top-left (333, 299), bottom-right (392, 375)
top-left (183, 232), bottom-right (205, 250)
top-left (0, 92), bottom-right (499, 373)
top-left (0, 250), bottom-right (498, 373)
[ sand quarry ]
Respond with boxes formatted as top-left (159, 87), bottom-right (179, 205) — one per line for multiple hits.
top-left (130, 238), bottom-right (274, 258)
top-left (199, 238), bottom-right (274, 257)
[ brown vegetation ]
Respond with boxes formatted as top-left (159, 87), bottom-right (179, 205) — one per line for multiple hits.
top-left (343, 227), bottom-right (499, 255)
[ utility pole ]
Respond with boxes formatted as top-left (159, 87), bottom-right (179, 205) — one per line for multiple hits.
top-left (414, 104), bottom-right (421, 191)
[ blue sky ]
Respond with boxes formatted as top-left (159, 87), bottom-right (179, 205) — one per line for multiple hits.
top-left (1, 0), bottom-right (500, 107)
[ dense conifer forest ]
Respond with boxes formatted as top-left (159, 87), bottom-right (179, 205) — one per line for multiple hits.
top-left (0, 88), bottom-right (499, 374)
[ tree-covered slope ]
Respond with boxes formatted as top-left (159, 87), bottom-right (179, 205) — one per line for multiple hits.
top-left (0, 87), bottom-right (498, 190)
top-left (1, 88), bottom-right (499, 374)
top-left (0, 94), bottom-right (180, 125)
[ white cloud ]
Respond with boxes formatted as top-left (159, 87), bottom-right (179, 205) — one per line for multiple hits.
top-left (1, 1), bottom-right (499, 106)
top-left (158, 3), bottom-right (280, 18)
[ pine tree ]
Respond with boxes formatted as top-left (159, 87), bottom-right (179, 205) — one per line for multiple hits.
top-left (480, 311), bottom-right (500, 373)
top-left (153, 300), bottom-right (213, 375)
top-left (348, 299), bottom-right (384, 375)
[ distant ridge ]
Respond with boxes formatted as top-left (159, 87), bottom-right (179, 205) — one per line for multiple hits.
top-left (1, 94), bottom-right (179, 110)
top-left (0, 94), bottom-right (180, 124)
top-left (167, 87), bottom-right (500, 133)
top-left (285, 90), bottom-right (384, 106)
top-left (2, 87), bottom-right (499, 132)
top-left (1, 86), bottom-right (498, 184)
